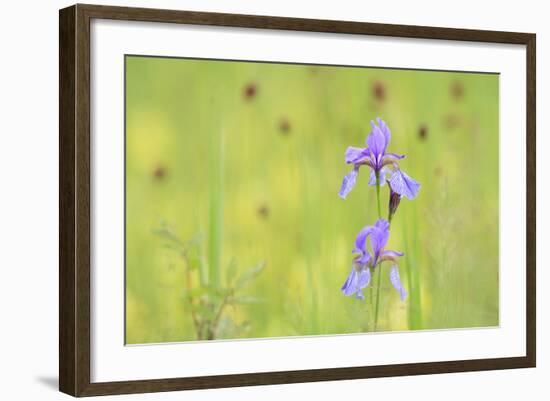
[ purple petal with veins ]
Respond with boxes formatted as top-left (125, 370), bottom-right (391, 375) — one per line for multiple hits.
top-left (339, 167), bottom-right (359, 199)
top-left (358, 268), bottom-right (371, 289)
top-left (389, 169), bottom-right (421, 200)
top-left (345, 146), bottom-right (368, 164)
top-left (390, 265), bottom-right (407, 301)
top-left (341, 267), bottom-right (359, 296)
top-left (366, 123), bottom-right (387, 162)
top-left (341, 267), bottom-right (371, 298)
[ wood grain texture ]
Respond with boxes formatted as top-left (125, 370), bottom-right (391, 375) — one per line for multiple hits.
top-left (525, 34), bottom-right (536, 367)
top-left (59, 3), bottom-right (536, 397)
top-left (59, 5), bottom-right (76, 396)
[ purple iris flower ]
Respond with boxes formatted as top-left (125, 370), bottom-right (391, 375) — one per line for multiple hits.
top-left (339, 118), bottom-right (420, 200)
top-left (341, 219), bottom-right (407, 301)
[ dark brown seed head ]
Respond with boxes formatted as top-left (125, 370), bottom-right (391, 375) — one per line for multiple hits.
top-left (257, 204), bottom-right (269, 219)
top-left (418, 124), bottom-right (428, 140)
top-left (153, 166), bottom-right (167, 181)
top-left (243, 82), bottom-right (258, 100)
top-left (450, 80), bottom-right (464, 101)
top-left (372, 80), bottom-right (386, 102)
top-left (279, 118), bottom-right (291, 135)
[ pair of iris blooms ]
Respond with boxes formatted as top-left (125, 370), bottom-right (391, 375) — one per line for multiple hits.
top-left (338, 118), bottom-right (420, 301)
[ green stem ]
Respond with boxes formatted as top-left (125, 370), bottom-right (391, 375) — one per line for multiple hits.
top-left (376, 173), bottom-right (382, 218)
top-left (373, 172), bottom-right (382, 331)
top-left (374, 263), bottom-right (382, 331)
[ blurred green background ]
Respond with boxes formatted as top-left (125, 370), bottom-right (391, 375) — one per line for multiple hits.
top-left (125, 55), bottom-right (499, 344)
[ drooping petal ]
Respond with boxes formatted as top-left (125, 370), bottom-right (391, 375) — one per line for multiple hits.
top-left (381, 250), bottom-right (404, 258)
top-left (345, 146), bottom-right (369, 164)
top-left (355, 268), bottom-right (371, 299)
top-left (369, 166), bottom-right (390, 186)
top-left (370, 219), bottom-right (390, 259)
top-left (376, 117), bottom-right (391, 148)
top-left (341, 267), bottom-right (359, 296)
top-left (379, 249), bottom-right (404, 263)
top-left (389, 169), bottom-right (421, 200)
top-left (369, 169), bottom-right (380, 187)
top-left (383, 153), bottom-right (405, 161)
top-left (339, 167), bottom-right (359, 199)
top-left (381, 167), bottom-right (390, 185)
top-left (341, 267), bottom-right (370, 298)
top-left (389, 265), bottom-right (407, 301)
top-left (357, 267), bottom-right (371, 289)
top-left (369, 169), bottom-right (376, 186)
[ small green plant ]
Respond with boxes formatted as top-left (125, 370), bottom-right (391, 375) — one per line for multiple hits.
top-left (154, 222), bottom-right (265, 340)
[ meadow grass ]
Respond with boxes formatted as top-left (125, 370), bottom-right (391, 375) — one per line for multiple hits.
top-left (125, 56), bottom-right (499, 344)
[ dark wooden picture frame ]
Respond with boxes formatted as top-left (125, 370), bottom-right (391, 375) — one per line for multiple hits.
top-left (59, 3), bottom-right (536, 397)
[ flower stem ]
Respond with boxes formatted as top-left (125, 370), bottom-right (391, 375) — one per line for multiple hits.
top-left (374, 263), bottom-right (382, 331)
top-left (373, 172), bottom-right (382, 331)
top-left (375, 172), bottom-right (382, 218)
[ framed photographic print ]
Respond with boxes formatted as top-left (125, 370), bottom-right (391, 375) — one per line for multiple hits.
top-left (59, 3), bottom-right (536, 397)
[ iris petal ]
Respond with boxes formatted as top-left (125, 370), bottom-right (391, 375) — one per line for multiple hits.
top-left (341, 267), bottom-right (371, 298)
top-left (339, 167), bottom-right (359, 199)
top-left (370, 219), bottom-right (390, 259)
top-left (374, 219), bottom-right (390, 232)
top-left (390, 265), bottom-right (407, 301)
top-left (357, 267), bottom-right (371, 289)
top-left (366, 122), bottom-right (386, 160)
top-left (353, 226), bottom-right (373, 265)
top-left (383, 153), bottom-right (405, 161)
top-left (356, 253), bottom-right (371, 266)
top-left (389, 169), bottom-right (421, 200)
top-left (381, 250), bottom-right (404, 258)
top-left (376, 117), bottom-right (391, 149)
top-left (345, 146), bottom-right (368, 164)
top-left (341, 267), bottom-right (359, 296)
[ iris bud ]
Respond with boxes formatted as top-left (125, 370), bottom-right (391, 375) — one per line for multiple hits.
top-left (388, 186), bottom-right (402, 222)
